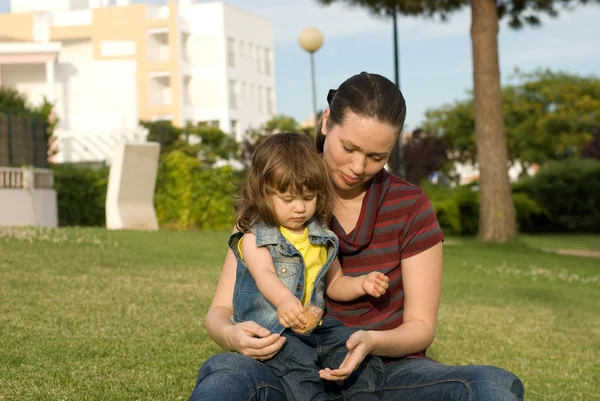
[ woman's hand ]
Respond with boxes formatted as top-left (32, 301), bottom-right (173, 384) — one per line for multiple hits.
top-left (224, 320), bottom-right (286, 361)
top-left (361, 272), bottom-right (389, 298)
top-left (319, 330), bottom-right (374, 381)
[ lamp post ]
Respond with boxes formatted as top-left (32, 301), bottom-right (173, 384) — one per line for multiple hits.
top-left (298, 27), bottom-right (324, 133)
top-left (391, 6), bottom-right (405, 179)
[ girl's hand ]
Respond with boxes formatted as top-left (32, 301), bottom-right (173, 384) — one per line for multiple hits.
top-left (361, 272), bottom-right (389, 298)
top-left (277, 295), bottom-right (307, 329)
top-left (319, 330), bottom-right (374, 381)
top-left (224, 321), bottom-right (286, 361)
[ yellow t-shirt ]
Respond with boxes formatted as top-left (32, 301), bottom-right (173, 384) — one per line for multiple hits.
top-left (238, 226), bottom-right (328, 305)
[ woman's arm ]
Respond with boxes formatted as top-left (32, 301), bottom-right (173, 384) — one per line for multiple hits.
top-left (369, 241), bottom-right (443, 357)
top-left (203, 231), bottom-right (286, 360)
top-left (319, 242), bottom-right (443, 380)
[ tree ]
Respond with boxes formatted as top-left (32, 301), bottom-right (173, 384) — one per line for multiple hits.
top-left (403, 129), bottom-right (449, 185)
top-left (186, 123), bottom-right (239, 166)
top-left (140, 120), bottom-right (238, 167)
top-left (423, 70), bottom-right (600, 170)
top-left (262, 114), bottom-right (300, 133)
top-left (581, 128), bottom-right (600, 160)
top-left (315, 0), bottom-right (599, 242)
top-left (140, 120), bottom-right (183, 155)
top-left (239, 114), bottom-right (304, 168)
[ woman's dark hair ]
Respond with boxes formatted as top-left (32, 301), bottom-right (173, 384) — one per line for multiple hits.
top-left (316, 72), bottom-right (407, 152)
top-left (235, 132), bottom-right (334, 232)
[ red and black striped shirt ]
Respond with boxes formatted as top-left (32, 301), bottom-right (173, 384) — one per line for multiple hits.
top-left (326, 169), bottom-right (444, 357)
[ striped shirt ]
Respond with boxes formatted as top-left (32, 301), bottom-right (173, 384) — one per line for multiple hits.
top-left (326, 169), bottom-right (444, 358)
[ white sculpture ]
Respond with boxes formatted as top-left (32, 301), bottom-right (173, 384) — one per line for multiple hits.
top-left (105, 143), bottom-right (160, 230)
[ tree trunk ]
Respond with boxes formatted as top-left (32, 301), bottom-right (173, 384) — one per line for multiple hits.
top-left (470, 0), bottom-right (516, 242)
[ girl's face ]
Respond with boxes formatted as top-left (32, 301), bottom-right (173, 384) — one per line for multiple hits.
top-left (269, 189), bottom-right (317, 233)
top-left (321, 111), bottom-right (397, 197)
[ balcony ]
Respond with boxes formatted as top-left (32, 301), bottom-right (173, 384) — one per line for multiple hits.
top-left (147, 6), bottom-right (169, 20)
top-left (149, 73), bottom-right (172, 108)
top-left (52, 10), bottom-right (92, 26)
top-left (179, 17), bottom-right (191, 34)
top-left (148, 28), bottom-right (170, 63)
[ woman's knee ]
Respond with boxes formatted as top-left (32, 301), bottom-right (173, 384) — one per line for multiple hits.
top-left (198, 353), bottom-right (245, 377)
top-left (191, 353), bottom-right (286, 401)
top-left (468, 365), bottom-right (524, 400)
top-left (198, 353), bottom-right (277, 382)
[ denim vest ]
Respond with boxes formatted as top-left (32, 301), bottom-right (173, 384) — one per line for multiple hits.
top-left (229, 218), bottom-right (339, 335)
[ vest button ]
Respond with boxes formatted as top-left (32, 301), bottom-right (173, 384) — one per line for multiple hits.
top-left (296, 284), bottom-right (302, 292)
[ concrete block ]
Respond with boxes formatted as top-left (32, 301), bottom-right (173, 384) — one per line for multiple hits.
top-left (106, 143), bottom-right (160, 230)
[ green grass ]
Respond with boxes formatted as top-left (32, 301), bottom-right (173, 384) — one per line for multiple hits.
top-left (1, 227), bottom-right (599, 400)
top-left (518, 234), bottom-right (600, 251)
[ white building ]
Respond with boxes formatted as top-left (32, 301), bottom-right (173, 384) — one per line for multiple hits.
top-left (0, 0), bottom-right (276, 148)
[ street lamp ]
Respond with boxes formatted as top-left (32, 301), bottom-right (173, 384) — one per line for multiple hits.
top-left (298, 27), bottom-right (324, 132)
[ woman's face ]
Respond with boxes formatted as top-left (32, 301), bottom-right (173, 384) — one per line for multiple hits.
top-left (321, 110), bottom-right (397, 196)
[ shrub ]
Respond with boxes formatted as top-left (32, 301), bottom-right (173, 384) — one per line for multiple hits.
top-left (519, 159), bottom-right (600, 232)
top-left (154, 151), bottom-right (238, 230)
top-left (52, 164), bottom-right (109, 226)
top-left (191, 167), bottom-right (239, 230)
top-left (512, 192), bottom-right (549, 233)
top-left (427, 182), bottom-right (548, 235)
top-left (154, 151), bottom-right (200, 229)
top-left (426, 184), bottom-right (478, 236)
top-left (52, 150), bottom-right (240, 230)
top-left (433, 198), bottom-right (462, 236)
top-left (452, 186), bottom-right (479, 235)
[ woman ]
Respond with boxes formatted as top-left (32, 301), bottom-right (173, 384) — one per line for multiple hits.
top-left (189, 72), bottom-right (524, 401)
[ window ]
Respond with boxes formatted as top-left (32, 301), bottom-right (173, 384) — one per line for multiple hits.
top-left (227, 37), bottom-right (235, 67)
top-left (241, 82), bottom-right (247, 100)
top-left (257, 85), bottom-right (263, 113)
top-left (198, 120), bottom-right (220, 128)
top-left (256, 45), bottom-right (262, 73)
top-left (266, 87), bottom-right (273, 115)
top-left (229, 80), bottom-right (237, 110)
top-left (239, 41), bottom-right (245, 58)
top-left (264, 48), bottom-right (271, 75)
top-left (230, 119), bottom-right (238, 140)
top-left (248, 43), bottom-right (254, 60)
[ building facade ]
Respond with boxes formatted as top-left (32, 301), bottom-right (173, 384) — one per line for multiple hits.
top-left (0, 0), bottom-right (276, 142)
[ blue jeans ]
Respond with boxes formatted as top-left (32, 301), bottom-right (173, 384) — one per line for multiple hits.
top-left (188, 354), bottom-right (524, 401)
top-left (263, 318), bottom-right (384, 401)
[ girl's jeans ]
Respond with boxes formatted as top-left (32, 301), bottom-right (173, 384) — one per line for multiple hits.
top-left (263, 318), bottom-right (384, 401)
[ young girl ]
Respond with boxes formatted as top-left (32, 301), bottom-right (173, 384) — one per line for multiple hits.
top-left (229, 132), bottom-right (389, 401)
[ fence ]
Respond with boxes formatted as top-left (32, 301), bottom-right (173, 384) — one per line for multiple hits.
top-left (51, 127), bottom-right (148, 165)
top-left (0, 166), bottom-right (54, 189)
top-left (0, 112), bottom-right (49, 168)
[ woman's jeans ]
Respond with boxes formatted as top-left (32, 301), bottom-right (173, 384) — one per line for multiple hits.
top-left (188, 353), bottom-right (524, 401)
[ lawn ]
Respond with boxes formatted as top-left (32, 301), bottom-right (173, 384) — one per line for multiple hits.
top-left (518, 234), bottom-right (600, 252)
top-left (1, 227), bottom-right (598, 400)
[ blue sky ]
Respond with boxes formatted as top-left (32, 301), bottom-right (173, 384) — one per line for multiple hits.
top-left (1, 0), bottom-right (599, 130)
